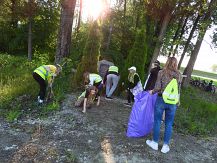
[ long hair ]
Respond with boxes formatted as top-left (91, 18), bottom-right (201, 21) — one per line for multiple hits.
top-left (163, 57), bottom-right (178, 76)
top-left (83, 72), bottom-right (90, 85)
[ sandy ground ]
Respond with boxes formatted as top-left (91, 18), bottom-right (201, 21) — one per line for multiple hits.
top-left (0, 94), bottom-right (216, 163)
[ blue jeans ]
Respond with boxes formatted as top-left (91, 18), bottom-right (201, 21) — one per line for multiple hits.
top-left (153, 96), bottom-right (177, 145)
top-left (106, 74), bottom-right (120, 97)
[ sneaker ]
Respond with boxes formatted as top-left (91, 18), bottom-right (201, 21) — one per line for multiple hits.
top-left (124, 103), bottom-right (132, 107)
top-left (146, 140), bottom-right (158, 150)
top-left (105, 96), bottom-right (113, 100)
top-left (38, 99), bottom-right (44, 104)
top-left (161, 144), bottom-right (170, 154)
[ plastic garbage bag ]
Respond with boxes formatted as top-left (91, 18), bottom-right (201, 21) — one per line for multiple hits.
top-left (126, 91), bottom-right (157, 137)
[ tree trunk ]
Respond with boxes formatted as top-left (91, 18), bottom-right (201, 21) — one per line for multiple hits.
top-left (168, 16), bottom-right (184, 57)
top-left (76, 0), bottom-right (82, 33)
top-left (11, 0), bottom-right (18, 28)
top-left (172, 16), bottom-right (189, 57)
top-left (148, 11), bottom-right (172, 72)
top-left (178, 14), bottom-right (200, 69)
top-left (120, 0), bottom-right (128, 58)
top-left (123, 0), bottom-right (126, 18)
top-left (55, 0), bottom-right (77, 63)
top-left (106, 24), bottom-right (113, 51)
top-left (28, 16), bottom-right (32, 61)
top-left (182, 0), bottom-right (217, 87)
top-left (134, 0), bottom-right (142, 29)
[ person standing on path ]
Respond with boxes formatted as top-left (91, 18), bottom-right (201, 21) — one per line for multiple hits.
top-left (144, 60), bottom-right (161, 91)
top-left (104, 65), bottom-right (120, 100)
top-left (146, 57), bottom-right (181, 154)
top-left (124, 66), bottom-right (143, 107)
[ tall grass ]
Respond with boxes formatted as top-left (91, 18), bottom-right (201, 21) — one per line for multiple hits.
top-left (175, 87), bottom-right (217, 136)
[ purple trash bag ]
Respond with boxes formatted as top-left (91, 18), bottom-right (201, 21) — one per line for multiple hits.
top-left (126, 91), bottom-right (157, 137)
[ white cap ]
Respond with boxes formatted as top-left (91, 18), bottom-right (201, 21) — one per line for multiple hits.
top-left (128, 66), bottom-right (136, 71)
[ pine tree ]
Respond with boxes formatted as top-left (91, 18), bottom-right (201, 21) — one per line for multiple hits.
top-left (122, 25), bottom-right (148, 83)
top-left (75, 21), bottom-right (102, 84)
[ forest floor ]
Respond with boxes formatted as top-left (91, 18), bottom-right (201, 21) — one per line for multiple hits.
top-left (0, 93), bottom-right (216, 163)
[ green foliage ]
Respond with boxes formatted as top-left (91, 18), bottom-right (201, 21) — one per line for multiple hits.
top-left (0, 53), bottom-right (72, 121)
top-left (6, 110), bottom-right (21, 122)
top-left (70, 24), bottom-right (89, 68)
top-left (65, 150), bottom-right (78, 163)
top-left (175, 87), bottom-right (217, 136)
top-left (75, 21), bottom-right (102, 84)
top-left (122, 26), bottom-right (148, 83)
top-left (0, 0), bottom-right (59, 55)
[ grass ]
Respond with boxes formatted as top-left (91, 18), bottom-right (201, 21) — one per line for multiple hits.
top-left (0, 53), bottom-right (73, 121)
top-left (179, 67), bottom-right (217, 81)
top-left (175, 86), bottom-right (217, 136)
top-left (1, 53), bottom-right (217, 137)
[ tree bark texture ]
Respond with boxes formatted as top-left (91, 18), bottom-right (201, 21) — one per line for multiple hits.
top-left (178, 14), bottom-right (200, 69)
top-left (76, 0), bottom-right (82, 33)
top-left (148, 11), bottom-right (172, 72)
top-left (55, 0), bottom-right (77, 63)
top-left (172, 16), bottom-right (189, 57)
top-left (168, 16), bottom-right (184, 57)
top-left (28, 16), bottom-right (32, 61)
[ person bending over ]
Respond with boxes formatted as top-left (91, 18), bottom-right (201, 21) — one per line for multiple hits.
top-left (33, 64), bottom-right (62, 104)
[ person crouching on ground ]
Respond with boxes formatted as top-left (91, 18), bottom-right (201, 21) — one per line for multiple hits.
top-left (83, 72), bottom-right (103, 110)
top-left (146, 57), bottom-right (181, 154)
top-left (124, 66), bottom-right (143, 107)
top-left (75, 86), bottom-right (98, 113)
top-left (104, 65), bottom-right (120, 100)
top-left (33, 64), bottom-right (62, 104)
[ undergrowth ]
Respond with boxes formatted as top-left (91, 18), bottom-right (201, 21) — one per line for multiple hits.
top-left (0, 53), bottom-right (73, 121)
top-left (175, 86), bottom-right (217, 136)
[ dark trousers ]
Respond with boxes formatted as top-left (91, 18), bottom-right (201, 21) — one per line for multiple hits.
top-left (127, 89), bottom-right (134, 103)
top-left (33, 72), bottom-right (47, 100)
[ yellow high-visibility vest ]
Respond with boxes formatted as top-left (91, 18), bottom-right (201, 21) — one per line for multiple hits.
top-left (108, 66), bottom-right (119, 73)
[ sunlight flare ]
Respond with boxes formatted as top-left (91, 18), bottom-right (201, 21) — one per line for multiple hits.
top-left (83, 0), bottom-right (108, 20)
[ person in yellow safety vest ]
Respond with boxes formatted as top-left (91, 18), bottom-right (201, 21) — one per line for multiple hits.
top-left (82, 72), bottom-right (103, 113)
top-left (32, 64), bottom-right (62, 104)
top-left (146, 57), bottom-right (181, 154)
top-left (104, 65), bottom-right (120, 100)
top-left (124, 66), bottom-right (143, 107)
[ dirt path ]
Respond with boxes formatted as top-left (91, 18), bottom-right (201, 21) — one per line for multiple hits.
top-left (0, 93), bottom-right (216, 163)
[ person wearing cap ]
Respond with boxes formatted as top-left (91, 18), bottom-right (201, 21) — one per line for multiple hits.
top-left (104, 65), bottom-right (120, 100)
top-left (124, 66), bottom-right (143, 107)
top-left (144, 60), bottom-right (161, 91)
top-left (33, 64), bottom-right (62, 104)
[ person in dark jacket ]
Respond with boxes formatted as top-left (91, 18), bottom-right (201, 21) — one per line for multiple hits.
top-left (124, 66), bottom-right (143, 107)
top-left (144, 60), bottom-right (161, 91)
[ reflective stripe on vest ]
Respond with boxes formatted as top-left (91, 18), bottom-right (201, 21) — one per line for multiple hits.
top-left (162, 78), bottom-right (179, 104)
top-left (34, 66), bottom-right (48, 80)
top-left (90, 74), bottom-right (102, 83)
top-left (162, 92), bottom-right (179, 101)
top-left (109, 66), bottom-right (119, 73)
